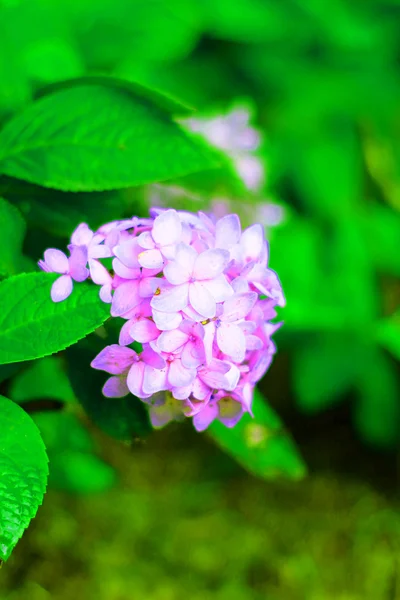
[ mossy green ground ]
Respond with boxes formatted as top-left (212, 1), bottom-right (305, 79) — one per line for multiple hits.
top-left (1, 423), bottom-right (399, 600)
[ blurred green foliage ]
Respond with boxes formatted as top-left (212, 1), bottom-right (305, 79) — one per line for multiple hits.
top-left (0, 0), bottom-right (399, 594)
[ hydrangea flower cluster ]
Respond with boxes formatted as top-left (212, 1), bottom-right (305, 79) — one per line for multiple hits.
top-left (39, 209), bottom-right (284, 431)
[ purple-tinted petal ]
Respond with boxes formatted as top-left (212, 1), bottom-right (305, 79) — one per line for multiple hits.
top-left (99, 284), bottom-right (112, 303)
top-left (171, 384), bottom-right (193, 400)
top-left (254, 269), bottom-right (285, 307)
top-left (152, 309), bottom-right (183, 331)
top-left (89, 259), bottom-right (111, 285)
top-left (201, 275), bottom-right (233, 303)
top-left (89, 244), bottom-right (111, 259)
top-left (139, 276), bottom-right (160, 298)
top-left (181, 339), bottom-right (206, 369)
top-left (193, 403), bottom-right (219, 432)
top-left (102, 376), bottom-right (129, 398)
top-left (119, 319), bottom-right (134, 346)
top-left (44, 249), bottom-right (69, 274)
top-left (152, 209), bottom-right (182, 246)
top-left (138, 248), bottom-right (164, 270)
top-left (231, 277), bottom-right (250, 294)
top-left (198, 359), bottom-right (230, 389)
top-left (112, 258), bottom-right (140, 280)
top-left (111, 280), bottom-right (141, 317)
top-left (168, 359), bottom-right (196, 388)
top-left (137, 231), bottom-right (155, 250)
top-left (130, 319), bottom-right (159, 343)
top-left (192, 377), bottom-right (212, 401)
top-left (193, 249), bottom-right (229, 280)
top-left (149, 395), bottom-right (184, 427)
top-left (215, 214), bottom-right (241, 249)
top-left (50, 275), bottom-right (73, 302)
top-left (91, 344), bottom-right (137, 374)
top-left (203, 321), bottom-right (216, 365)
top-left (70, 223), bottom-right (93, 246)
top-left (189, 281), bottom-right (216, 319)
top-left (127, 362), bottom-right (147, 398)
top-left (114, 237), bottom-right (141, 268)
top-left (69, 246), bottom-right (89, 282)
top-left (224, 363), bottom-right (240, 391)
top-left (141, 346), bottom-right (166, 369)
top-left (240, 224), bottom-right (264, 261)
top-left (246, 334), bottom-right (263, 350)
top-left (222, 292), bottom-right (258, 323)
top-left (142, 365), bottom-right (168, 395)
top-left (217, 323), bottom-right (246, 363)
top-left (164, 243), bottom-right (197, 285)
top-left (157, 329), bottom-right (188, 353)
top-left (151, 282), bottom-right (189, 312)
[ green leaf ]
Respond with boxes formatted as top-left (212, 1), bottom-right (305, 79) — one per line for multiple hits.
top-left (354, 349), bottom-right (400, 448)
top-left (0, 197), bottom-right (27, 278)
top-left (65, 337), bottom-right (152, 441)
top-left (292, 333), bottom-right (365, 413)
top-left (208, 389), bottom-right (307, 480)
top-left (32, 411), bottom-right (116, 494)
top-left (0, 272), bottom-right (110, 365)
top-left (9, 357), bottom-right (76, 404)
top-left (0, 84), bottom-right (218, 192)
top-left (36, 76), bottom-right (194, 117)
top-left (0, 394), bottom-right (48, 561)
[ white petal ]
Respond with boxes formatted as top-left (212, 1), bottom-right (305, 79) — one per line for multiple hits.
top-left (151, 283), bottom-right (189, 312)
top-left (152, 209), bottom-right (182, 246)
top-left (217, 323), bottom-right (246, 362)
top-left (189, 281), bottom-right (216, 319)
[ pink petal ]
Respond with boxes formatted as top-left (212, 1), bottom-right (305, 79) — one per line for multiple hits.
top-left (222, 292), bottom-right (258, 323)
top-left (137, 231), bottom-right (155, 250)
top-left (240, 224), bottom-right (264, 261)
top-left (141, 346), bottom-right (166, 369)
top-left (102, 376), bottom-right (129, 398)
top-left (99, 284), bottom-right (112, 303)
top-left (193, 249), bottom-right (230, 280)
top-left (231, 277), bottom-right (250, 294)
top-left (89, 259), bottom-right (111, 285)
top-left (217, 323), bottom-right (246, 362)
top-left (91, 344), bottom-right (137, 374)
top-left (189, 281), bottom-right (216, 319)
top-left (164, 244), bottom-right (196, 285)
top-left (168, 359), bottom-right (196, 388)
top-left (119, 319), bottom-right (134, 346)
top-left (112, 258), bottom-right (140, 280)
top-left (142, 365), bottom-right (168, 395)
top-left (198, 359), bottom-right (230, 389)
top-left (139, 276), bottom-right (160, 298)
top-left (130, 319), bottom-right (159, 343)
top-left (89, 244), bottom-right (111, 259)
top-left (151, 282), bottom-right (189, 312)
top-left (44, 249), bottom-right (69, 274)
top-left (201, 275), bottom-right (233, 303)
top-left (70, 223), bottom-right (93, 246)
top-left (181, 339), bottom-right (206, 369)
top-left (152, 209), bottom-right (182, 246)
top-left (152, 309), bottom-right (183, 331)
top-left (215, 214), bottom-right (241, 249)
top-left (50, 275), bottom-right (73, 302)
top-left (246, 334), bottom-right (263, 350)
top-left (111, 280), bottom-right (141, 317)
top-left (192, 378), bottom-right (212, 401)
top-left (224, 363), bottom-right (241, 391)
top-left (114, 238), bottom-right (141, 268)
top-left (193, 403), bottom-right (219, 431)
top-left (171, 384), bottom-right (193, 400)
top-left (138, 248), bottom-right (164, 270)
top-left (203, 321), bottom-right (216, 365)
top-left (127, 362), bottom-right (147, 398)
top-left (254, 269), bottom-right (285, 307)
top-left (157, 329), bottom-right (189, 353)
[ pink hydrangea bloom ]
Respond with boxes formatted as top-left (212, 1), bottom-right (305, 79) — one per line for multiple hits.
top-left (39, 208), bottom-right (284, 431)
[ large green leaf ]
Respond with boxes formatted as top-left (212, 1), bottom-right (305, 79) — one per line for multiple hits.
top-left (0, 197), bottom-right (27, 278)
top-left (0, 84), bottom-right (218, 192)
top-left (208, 389), bottom-right (307, 480)
top-left (0, 394), bottom-right (48, 562)
top-left (375, 314), bottom-right (400, 361)
top-left (9, 356), bottom-right (76, 404)
top-left (0, 272), bottom-right (110, 364)
top-left (66, 336), bottom-right (152, 441)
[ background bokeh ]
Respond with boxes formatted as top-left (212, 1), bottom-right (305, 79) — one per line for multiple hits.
top-left (0, 0), bottom-right (399, 598)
